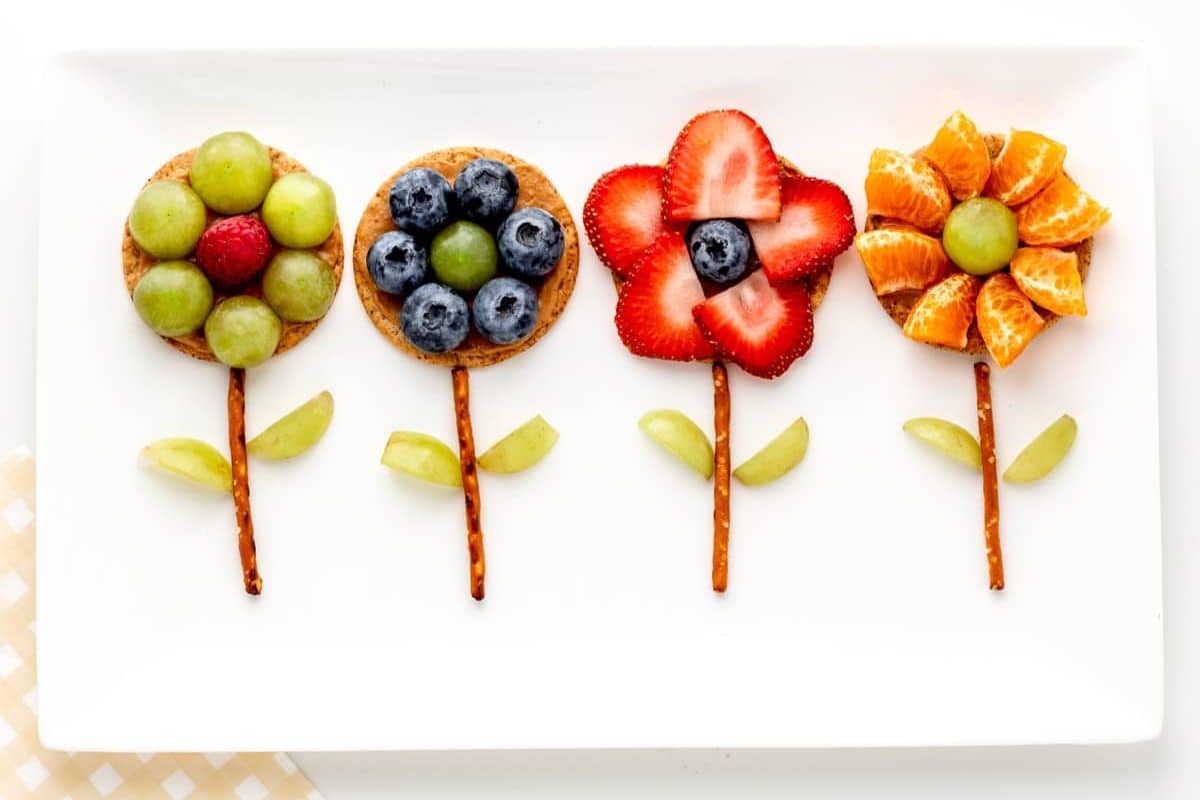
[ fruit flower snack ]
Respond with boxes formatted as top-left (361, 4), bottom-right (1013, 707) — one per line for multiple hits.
top-left (857, 111), bottom-right (1108, 589)
top-left (585, 110), bottom-right (857, 592)
top-left (354, 148), bottom-right (577, 601)
top-left (124, 132), bottom-right (342, 595)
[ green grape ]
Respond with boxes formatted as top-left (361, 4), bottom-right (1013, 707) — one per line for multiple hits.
top-left (140, 437), bottom-right (232, 493)
top-left (942, 198), bottom-right (1019, 276)
top-left (203, 296), bottom-right (282, 368)
top-left (477, 415), bottom-right (559, 474)
top-left (261, 173), bottom-right (337, 248)
top-left (261, 250), bottom-right (337, 322)
top-left (638, 409), bottom-right (714, 479)
top-left (733, 417), bottom-right (809, 486)
top-left (188, 131), bottom-right (274, 214)
top-left (430, 221), bottom-right (497, 292)
top-left (128, 180), bottom-right (207, 258)
top-left (903, 417), bottom-right (982, 470)
top-left (133, 261), bottom-right (214, 337)
top-left (381, 431), bottom-right (462, 487)
top-left (247, 391), bottom-right (333, 460)
top-left (1004, 414), bottom-right (1077, 484)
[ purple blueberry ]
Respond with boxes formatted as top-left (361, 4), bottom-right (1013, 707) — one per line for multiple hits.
top-left (454, 158), bottom-right (518, 228)
top-left (388, 168), bottom-right (455, 236)
top-left (400, 283), bottom-right (469, 353)
top-left (496, 208), bottom-right (564, 279)
top-left (472, 277), bottom-right (538, 345)
top-left (367, 230), bottom-right (429, 295)
top-left (687, 219), bottom-right (750, 284)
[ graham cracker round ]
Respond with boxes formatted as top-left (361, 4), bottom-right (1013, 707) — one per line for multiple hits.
top-left (867, 133), bottom-right (1092, 356)
top-left (122, 147), bottom-right (345, 363)
top-left (352, 147), bottom-right (579, 369)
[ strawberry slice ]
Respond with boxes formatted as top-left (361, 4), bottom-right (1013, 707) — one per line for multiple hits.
top-left (615, 232), bottom-right (715, 362)
top-left (692, 270), bottom-right (813, 379)
top-left (664, 110), bottom-right (781, 222)
top-left (584, 164), bottom-right (671, 277)
top-left (748, 174), bottom-right (856, 283)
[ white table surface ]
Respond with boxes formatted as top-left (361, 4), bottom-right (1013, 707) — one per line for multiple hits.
top-left (2, 0), bottom-right (1195, 796)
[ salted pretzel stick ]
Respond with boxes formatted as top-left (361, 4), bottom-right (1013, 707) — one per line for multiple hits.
top-left (712, 362), bottom-right (731, 593)
top-left (452, 367), bottom-right (486, 601)
top-left (228, 367), bottom-right (262, 595)
top-left (974, 362), bottom-right (1004, 591)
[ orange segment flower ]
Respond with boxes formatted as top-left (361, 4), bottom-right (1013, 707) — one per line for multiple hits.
top-left (984, 130), bottom-right (1067, 206)
top-left (865, 149), bottom-right (951, 233)
top-left (1010, 247), bottom-right (1087, 317)
top-left (976, 273), bottom-right (1046, 367)
top-left (903, 272), bottom-right (980, 350)
top-left (923, 110), bottom-right (991, 201)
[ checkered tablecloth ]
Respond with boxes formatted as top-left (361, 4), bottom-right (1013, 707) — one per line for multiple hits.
top-left (0, 448), bottom-right (320, 799)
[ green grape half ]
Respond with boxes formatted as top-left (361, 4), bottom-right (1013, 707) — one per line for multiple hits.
top-left (477, 415), bottom-right (559, 474)
top-left (733, 417), bottom-right (809, 486)
top-left (638, 409), bottom-right (714, 479)
top-left (262, 250), bottom-right (337, 322)
top-left (1003, 414), bottom-right (1077, 484)
top-left (261, 173), bottom-right (337, 248)
top-left (942, 197), bottom-right (1019, 276)
top-left (204, 296), bottom-right (282, 368)
top-left (430, 221), bottom-right (498, 292)
top-left (381, 431), bottom-right (462, 487)
top-left (188, 131), bottom-right (274, 214)
top-left (133, 260), bottom-right (214, 337)
top-left (247, 391), bottom-right (334, 460)
top-left (903, 417), bottom-right (982, 470)
top-left (140, 437), bottom-right (232, 493)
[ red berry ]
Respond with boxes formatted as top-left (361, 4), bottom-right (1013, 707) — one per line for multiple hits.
top-left (614, 232), bottom-right (714, 362)
top-left (584, 164), bottom-right (671, 278)
top-left (748, 174), bottom-right (856, 284)
top-left (693, 270), bottom-right (814, 379)
top-left (195, 215), bottom-right (272, 288)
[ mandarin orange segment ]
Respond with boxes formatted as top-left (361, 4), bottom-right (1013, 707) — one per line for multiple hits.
top-left (902, 272), bottom-right (980, 350)
top-left (984, 129), bottom-right (1067, 206)
top-left (1016, 171), bottom-right (1111, 246)
top-left (854, 226), bottom-right (949, 295)
top-left (865, 149), bottom-right (952, 233)
top-left (976, 273), bottom-right (1046, 367)
top-left (923, 110), bottom-right (991, 201)
top-left (1010, 247), bottom-right (1087, 317)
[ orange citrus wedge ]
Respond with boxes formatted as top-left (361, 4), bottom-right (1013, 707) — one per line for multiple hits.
top-left (1010, 247), bottom-right (1087, 317)
top-left (855, 226), bottom-right (949, 296)
top-left (865, 149), bottom-right (952, 233)
top-left (902, 272), bottom-right (980, 349)
top-left (923, 110), bottom-right (991, 201)
top-left (976, 273), bottom-right (1046, 367)
top-left (984, 129), bottom-right (1067, 206)
top-left (1016, 172), bottom-right (1111, 246)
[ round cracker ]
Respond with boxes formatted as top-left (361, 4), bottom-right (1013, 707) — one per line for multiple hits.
top-left (122, 147), bottom-right (345, 362)
top-left (866, 133), bottom-right (1092, 356)
top-left (352, 147), bottom-right (579, 369)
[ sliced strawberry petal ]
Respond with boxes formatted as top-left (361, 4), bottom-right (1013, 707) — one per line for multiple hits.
top-left (693, 270), bottom-right (813, 379)
top-left (749, 175), bottom-right (856, 283)
top-left (664, 110), bottom-right (781, 222)
top-left (584, 164), bottom-right (671, 277)
top-left (615, 232), bottom-right (715, 362)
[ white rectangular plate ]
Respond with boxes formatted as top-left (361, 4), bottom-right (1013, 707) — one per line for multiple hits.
top-left (37, 47), bottom-right (1160, 751)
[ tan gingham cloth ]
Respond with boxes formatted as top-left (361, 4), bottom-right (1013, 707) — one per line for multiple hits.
top-left (0, 448), bottom-right (321, 799)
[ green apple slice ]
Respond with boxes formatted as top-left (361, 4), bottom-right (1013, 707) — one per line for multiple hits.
top-left (1003, 414), bottom-right (1077, 484)
top-left (141, 438), bottom-right (232, 493)
top-left (903, 417), bottom-right (982, 470)
top-left (247, 390), bottom-right (334, 460)
top-left (478, 415), bottom-right (559, 474)
top-left (638, 409), bottom-right (714, 479)
top-left (381, 431), bottom-right (462, 488)
top-left (733, 417), bottom-right (809, 486)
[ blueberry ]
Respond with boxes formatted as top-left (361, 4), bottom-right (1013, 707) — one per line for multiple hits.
top-left (687, 219), bottom-right (750, 284)
top-left (473, 277), bottom-right (539, 345)
top-left (454, 158), bottom-right (518, 227)
top-left (367, 231), bottom-right (429, 295)
top-left (496, 208), bottom-right (564, 279)
top-left (388, 168), bottom-right (455, 236)
top-left (400, 283), bottom-right (469, 353)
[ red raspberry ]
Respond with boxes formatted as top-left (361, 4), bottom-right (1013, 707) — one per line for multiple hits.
top-left (195, 215), bottom-right (272, 288)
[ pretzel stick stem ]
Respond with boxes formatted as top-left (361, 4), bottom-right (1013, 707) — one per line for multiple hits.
top-left (228, 367), bottom-right (262, 595)
top-left (974, 362), bottom-right (1004, 591)
top-left (712, 362), bottom-right (731, 593)
top-left (452, 367), bottom-right (486, 601)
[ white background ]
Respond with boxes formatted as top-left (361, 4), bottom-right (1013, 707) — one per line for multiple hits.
top-left (2, 0), bottom-right (1196, 796)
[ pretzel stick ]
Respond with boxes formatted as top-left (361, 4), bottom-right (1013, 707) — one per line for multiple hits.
top-left (228, 367), bottom-right (262, 595)
top-left (974, 362), bottom-right (1004, 591)
top-left (452, 367), bottom-right (486, 601)
top-left (712, 362), bottom-right (731, 593)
